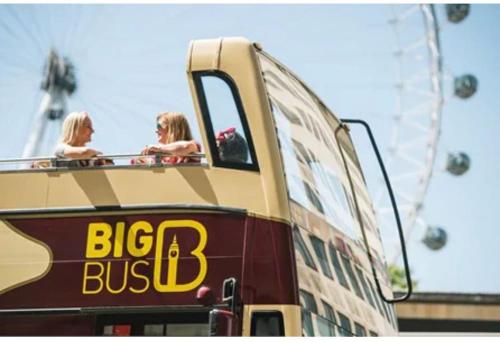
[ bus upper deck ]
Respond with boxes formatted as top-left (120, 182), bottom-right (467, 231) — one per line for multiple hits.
top-left (0, 37), bottom-right (408, 336)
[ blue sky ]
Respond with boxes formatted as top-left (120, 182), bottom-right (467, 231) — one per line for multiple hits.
top-left (0, 4), bottom-right (498, 293)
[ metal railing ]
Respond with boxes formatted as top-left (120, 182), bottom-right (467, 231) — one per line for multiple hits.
top-left (0, 152), bottom-right (207, 171)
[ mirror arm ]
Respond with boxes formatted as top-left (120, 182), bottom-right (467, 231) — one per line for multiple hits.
top-left (337, 118), bottom-right (412, 303)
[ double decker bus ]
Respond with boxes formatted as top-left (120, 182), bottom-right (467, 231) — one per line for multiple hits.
top-left (0, 37), bottom-right (410, 336)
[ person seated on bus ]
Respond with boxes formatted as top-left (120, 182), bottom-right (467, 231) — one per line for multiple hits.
top-left (216, 127), bottom-right (249, 163)
top-left (53, 111), bottom-right (111, 167)
top-left (133, 111), bottom-right (200, 165)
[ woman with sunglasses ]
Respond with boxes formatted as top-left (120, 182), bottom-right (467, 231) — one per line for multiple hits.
top-left (137, 111), bottom-right (200, 164)
top-left (53, 111), bottom-right (103, 167)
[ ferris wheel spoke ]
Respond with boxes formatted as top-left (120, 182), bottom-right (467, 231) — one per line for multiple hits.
top-left (400, 69), bottom-right (432, 87)
top-left (393, 150), bottom-right (426, 169)
top-left (4, 5), bottom-right (45, 58)
top-left (395, 136), bottom-right (429, 151)
top-left (28, 6), bottom-right (51, 52)
top-left (398, 99), bottom-right (434, 118)
top-left (390, 4), bottom-right (420, 24)
top-left (399, 119), bottom-right (431, 134)
top-left (396, 36), bottom-right (427, 57)
top-left (387, 170), bottom-right (424, 183)
top-left (404, 84), bottom-right (440, 98)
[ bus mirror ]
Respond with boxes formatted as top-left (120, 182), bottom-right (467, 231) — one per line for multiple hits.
top-left (338, 118), bottom-right (412, 303)
top-left (222, 277), bottom-right (239, 313)
top-left (208, 309), bottom-right (236, 336)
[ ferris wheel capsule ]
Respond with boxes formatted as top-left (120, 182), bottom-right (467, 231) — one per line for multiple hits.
top-left (422, 226), bottom-right (447, 251)
top-left (445, 4), bottom-right (470, 23)
top-left (446, 152), bottom-right (471, 176)
top-left (454, 74), bottom-right (478, 99)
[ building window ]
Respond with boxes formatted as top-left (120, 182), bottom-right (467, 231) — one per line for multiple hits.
top-left (309, 236), bottom-right (333, 279)
top-left (299, 289), bottom-right (318, 314)
top-left (354, 322), bottom-right (367, 336)
top-left (367, 278), bottom-right (386, 318)
top-left (299, 290), bottom-right (317, 337)
top-left (382, 301), bottom-right (393, 326)
top-left (340, 255), bottom-right (364, 300)
top-left (328, 243), bottom-right (350, 289)
top-left (317, 300), bottom-right (337, 336)
top-left (337, 312), bottom-right (352, 337)
top-left (293, 226), bottom-right (317, 270)
top-left (355, 267), bottom-right (376, 309)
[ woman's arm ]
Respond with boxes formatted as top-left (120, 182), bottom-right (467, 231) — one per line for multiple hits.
top-left (61, 145), bottom-right (102, 159)
top-left (144, 140), bottom-right (198, 156)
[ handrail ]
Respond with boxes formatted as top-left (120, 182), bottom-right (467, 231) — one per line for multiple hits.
top-left (0, 152), bottom-right (206, 165)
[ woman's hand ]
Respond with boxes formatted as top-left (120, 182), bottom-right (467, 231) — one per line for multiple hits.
top-left (142, 145), bottom-right (161, 155)
top-left (131, 156), bottom-right (153, 165)
top-left (84, 147), bottom-right (102, 158)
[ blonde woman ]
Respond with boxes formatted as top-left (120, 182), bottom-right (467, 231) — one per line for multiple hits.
top-left (54, 111), bottom-right (102, 167)
top-left (137, 112), bottom-right (200, 164)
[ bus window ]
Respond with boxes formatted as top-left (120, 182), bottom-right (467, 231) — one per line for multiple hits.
top-left (143, 323), bottom-right (208, 336)
top-left (257, 52), bottom-right (358, 240)
top-left (166, 324), bottom-right (208, 336)
top-left (143, 324), bottom-right (164, 336)
top-left (309, 236), bottom-right (333, 279)
top-left (299, 289), bottom-right (318, 336)
top-left (250, 311), bottom-right (284, 336)
top-left (97, 312), bottom-right (208, 336)
top-left (337, 312), bottom-right (353, 337)
top-left (354, 322), bottom-right (367, 336)
top-left (328, 243), bottom-right (350, 290)
top-left (340, 254), bottom-right (365, 300)
top-left (193, 72), bottom-right (258, 170)
top-left (293, 226), bottom-right (317, 270)
top-left (103, 325), bottom-right (131, 336)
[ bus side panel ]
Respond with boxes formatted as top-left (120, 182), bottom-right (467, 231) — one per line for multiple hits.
top-left (242, 217), bottom-right (298, 306)
top-left (0, 213), bottom-right (247, 309)
top-left (0, 314), bottom-right (95, 336)
top-left (0, 213), bottom-right (298, 310)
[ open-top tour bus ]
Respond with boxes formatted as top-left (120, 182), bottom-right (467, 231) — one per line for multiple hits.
top-left (0, 37), bottom-right (410, 336)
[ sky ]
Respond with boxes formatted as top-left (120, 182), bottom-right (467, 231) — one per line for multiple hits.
top-left (0, 3), bottom-right (499, 294)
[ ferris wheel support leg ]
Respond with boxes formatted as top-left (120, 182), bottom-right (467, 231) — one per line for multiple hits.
top-left (21, 101), bottom-right (50, 158)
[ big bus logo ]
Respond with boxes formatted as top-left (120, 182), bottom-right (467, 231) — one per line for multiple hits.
top-left (82, 219), bottom-right (208, 295)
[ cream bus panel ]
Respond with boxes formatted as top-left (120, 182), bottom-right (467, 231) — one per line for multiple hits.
top-left (0, 220), bottom-right (52, 294)
top-left (188, 37), bottom-right (290, 222)
top-left (0, 167), bottom-right (268, 217)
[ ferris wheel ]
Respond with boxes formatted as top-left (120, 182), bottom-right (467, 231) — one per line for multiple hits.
top-left (374, 4), bottom-right (477, 263)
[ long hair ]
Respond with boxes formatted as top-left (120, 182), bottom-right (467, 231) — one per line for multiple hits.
top-left (59, 111), bottom-right (89, 146)
top-left (157, 112), bottom-right (193, 143)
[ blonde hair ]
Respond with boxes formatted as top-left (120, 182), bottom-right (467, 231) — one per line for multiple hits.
top-left (59, 111), bottom-right (89, 146)
top-left (157, 112), bottom-right (193, 143)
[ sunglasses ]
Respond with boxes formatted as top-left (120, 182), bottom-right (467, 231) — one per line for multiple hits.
top-left (156, 123), bottom-right (165, 130)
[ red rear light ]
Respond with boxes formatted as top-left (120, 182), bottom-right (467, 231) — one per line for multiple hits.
top-left (113, 325), bottom-right (131, 336)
